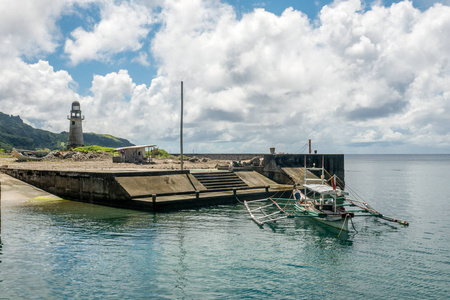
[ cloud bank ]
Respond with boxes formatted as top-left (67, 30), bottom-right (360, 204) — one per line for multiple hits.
top-left (64, 1), bottom-right (153, 64)
top-left (0, 0), bottom-right (449, 154)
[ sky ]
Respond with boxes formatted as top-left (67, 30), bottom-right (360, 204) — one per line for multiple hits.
top-left (0, 0), bottom-right (449, 154)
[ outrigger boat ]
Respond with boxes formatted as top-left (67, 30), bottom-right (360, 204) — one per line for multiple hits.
top-left (244, 162), bottom-right (408, 232)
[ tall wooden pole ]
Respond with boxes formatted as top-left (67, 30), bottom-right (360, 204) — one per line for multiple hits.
top-left (0, 182), bottom-right (2, 237)
top-left (309, 139), bottom-right (312, 154)
top-left (180, 81), bottom-right (184, 170)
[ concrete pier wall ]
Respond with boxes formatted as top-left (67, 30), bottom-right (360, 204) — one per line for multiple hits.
top-left (1, 168), bottom-right (128, 204)
top-left (0, 167), bottom-right (282, 211)
top-left (262, 154), bottom-right (345, 186)
top-left (173, 153), bottom-right (265, 160)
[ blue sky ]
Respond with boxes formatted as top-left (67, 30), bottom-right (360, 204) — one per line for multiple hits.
top-left (1, 0), bottom-right (450, 154)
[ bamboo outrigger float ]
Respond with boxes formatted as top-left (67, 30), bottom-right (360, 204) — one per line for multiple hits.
top-left (244, 157), bottom-right (408, 232)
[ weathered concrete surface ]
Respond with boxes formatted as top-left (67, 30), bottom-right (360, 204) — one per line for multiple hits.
top-left (1, 168), bottom-right (129, 205)
top-left (174, 153), bottom-right (265, 160)
top-left (116, 174), bottom-right (197, 198)
top-left (0, 167), bottom-right (288, 211)
top-left (234, 170), bottom-right (277, 187)
top-left (130, 187), bottom-right (293, 212)
top-left (280, 167), bottom-right (323, 186)
top-left (187, 174), bottom-right (207, 191)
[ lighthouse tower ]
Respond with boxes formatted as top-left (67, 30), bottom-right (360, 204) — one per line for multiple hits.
top-left (67, 101), bottom-right (84, 149)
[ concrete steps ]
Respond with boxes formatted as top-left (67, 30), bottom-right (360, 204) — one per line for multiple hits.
top-left (192, 172), bottom-right (249, 190)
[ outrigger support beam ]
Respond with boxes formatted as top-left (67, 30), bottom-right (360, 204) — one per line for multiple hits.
top-left (346, 198), bottom-right (409, 226)
top-left (378, 215), bottom-right (409, 226)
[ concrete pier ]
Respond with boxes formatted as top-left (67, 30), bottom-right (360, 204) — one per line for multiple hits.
top-left (0, 167), bottom-right (291, 211)
top-left (0, 153), bottom-right (344, 212)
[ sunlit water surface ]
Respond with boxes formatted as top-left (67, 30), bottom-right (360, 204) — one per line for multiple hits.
top-left (0, 155), bottom-right (449, 299)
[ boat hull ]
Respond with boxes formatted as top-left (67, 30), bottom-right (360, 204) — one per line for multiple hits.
top-left (312, 216), bottom-right (348, 231)
top-left (295, 203), bottom-right (351, 231)
top-left (12, 148), bottom-right (50, 161)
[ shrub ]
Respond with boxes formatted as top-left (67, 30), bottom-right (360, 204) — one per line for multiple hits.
top-left (72, 145), bottom-right (115, 153)
top-left (151, 148), bottom-right (173, 158)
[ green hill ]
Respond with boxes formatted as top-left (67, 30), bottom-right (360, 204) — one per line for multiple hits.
top-left (0, 112), bottom-right (134, 150)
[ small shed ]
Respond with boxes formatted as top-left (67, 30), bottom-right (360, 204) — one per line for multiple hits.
top-left (113, 145), bottom-right (156, 163)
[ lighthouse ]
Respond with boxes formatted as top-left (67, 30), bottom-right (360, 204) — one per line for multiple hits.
top-left (67, 101), bottom-right (84, 149)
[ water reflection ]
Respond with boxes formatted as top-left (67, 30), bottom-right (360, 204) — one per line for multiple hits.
top-left (20, 200), bottom-right (150, 231)
top-left (264, 215), bottom-right (355, 246)
top-left (174, 224), bottom-right (188, 299)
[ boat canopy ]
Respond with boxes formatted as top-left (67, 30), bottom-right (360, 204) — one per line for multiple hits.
top-left (303, 183), bottom-right (349, 196)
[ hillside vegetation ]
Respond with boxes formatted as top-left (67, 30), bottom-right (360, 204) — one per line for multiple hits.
top-left (0, 112), bottom-right (134, 150)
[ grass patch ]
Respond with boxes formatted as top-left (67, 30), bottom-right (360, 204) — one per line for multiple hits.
top-left (152, 148), bottom-right (174, 158)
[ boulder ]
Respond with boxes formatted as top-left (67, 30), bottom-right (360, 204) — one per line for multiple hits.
top-left (63, 151), bottom-right (75, 159)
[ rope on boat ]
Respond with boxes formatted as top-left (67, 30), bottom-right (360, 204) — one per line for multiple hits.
top-left (235, 195), bottom-right (245, 204)
top-left (338, 214), bottom-right (348, 237)
top-left (350, 216), bottom-right (358, 233)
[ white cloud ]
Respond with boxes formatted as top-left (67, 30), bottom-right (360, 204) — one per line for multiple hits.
top-left (64, 1), bottom-right (153, 64)
top-left (147, 0), bottom-right (450, 153)
top-left (132, 51), bottom-right (151, 66)
top-left (0, 0), bottom-right (69, 58)
top-left (82, 70), bottom-right (177, 142)
top-left (0, 59), bottom-right (81, 132)
top-left (1, 0), bottom-right (450, 154)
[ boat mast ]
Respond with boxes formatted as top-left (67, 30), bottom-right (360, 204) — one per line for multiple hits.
top-left (180, 81), bottom-right (184, 171)
top-left (304, 155), bottom-right (307, 197)
top-left (333, 174), bottom-right (337, 213)
top-left (321, 155), bottom-right (325, 184)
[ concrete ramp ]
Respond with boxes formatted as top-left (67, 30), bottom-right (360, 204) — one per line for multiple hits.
top-left (235, 171), bottom-right (278, 187)
top-left (116, 174), bottom-right (197, 198)
top-left (281, 168), bottom-right (322, 185)
top-left (281, 167), bottom-right (304, 184)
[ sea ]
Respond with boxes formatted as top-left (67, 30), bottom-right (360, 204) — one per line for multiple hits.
top-left (0, 154), bottom-right (449, 299)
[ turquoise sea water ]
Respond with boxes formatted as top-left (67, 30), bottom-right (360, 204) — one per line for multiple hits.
top-left (0, 155), bottom-right (449, 299)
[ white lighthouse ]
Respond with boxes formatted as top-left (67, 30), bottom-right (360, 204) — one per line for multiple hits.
top-left (67, 101), bottom-right (84, 149)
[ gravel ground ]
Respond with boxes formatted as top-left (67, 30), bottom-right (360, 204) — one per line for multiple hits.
top-left (0, 154), bottom-right (231, 171)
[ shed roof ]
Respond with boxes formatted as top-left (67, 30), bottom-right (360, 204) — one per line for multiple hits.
top-left (115, 145), bottom-right (156, 151)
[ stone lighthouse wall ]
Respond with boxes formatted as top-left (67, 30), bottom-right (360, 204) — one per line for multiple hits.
top-left (67, 101), bottom-right (84, 149)
top-left (68, 119), bottom-right (83, 148)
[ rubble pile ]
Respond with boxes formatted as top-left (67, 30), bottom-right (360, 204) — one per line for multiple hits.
top-left (44, 151), bottom-right (113, 161)
top-left (231, 157), bottom-right (262, 167)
